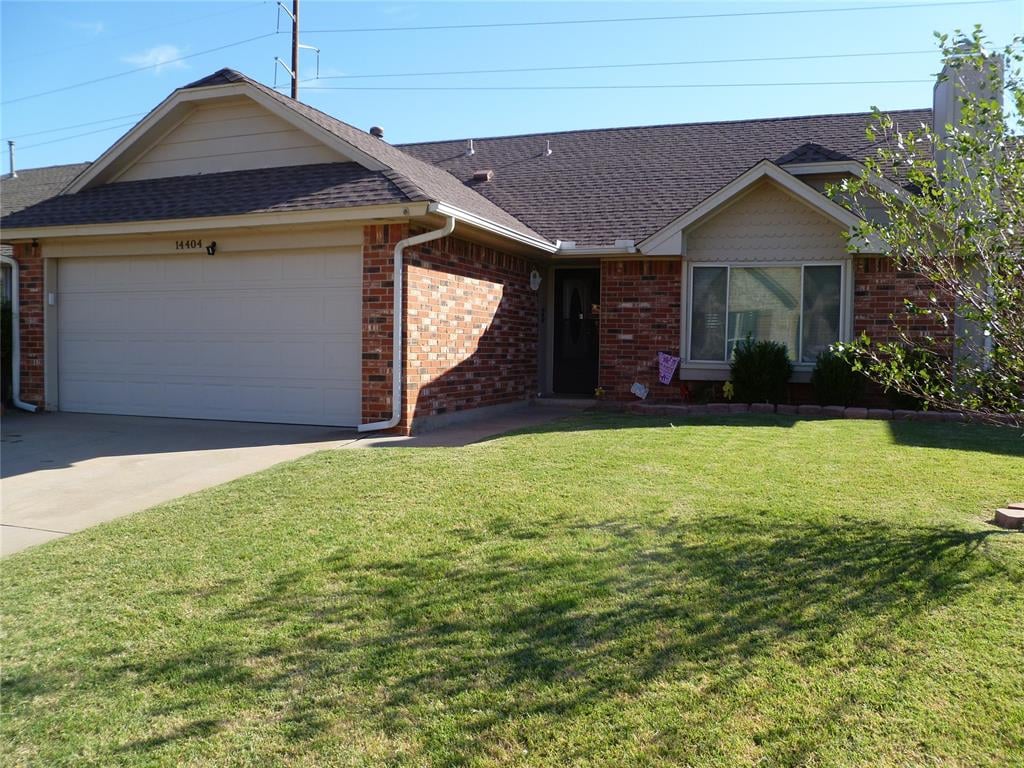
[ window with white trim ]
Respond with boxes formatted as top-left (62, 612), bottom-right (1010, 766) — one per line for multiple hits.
top-left (688, 264), bottom-right (844, 363)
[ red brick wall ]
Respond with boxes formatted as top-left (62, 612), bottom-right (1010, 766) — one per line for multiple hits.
top-left (599, 259), bottom-right (682, 401)
top-left (361, 224), bottom-right (539, 433)
top-left (361, 223), bottom-right (408, 424)
top-left (10, 243), bottom-right (45, 406)
top-left (853, 256), bottom-right (953, 345)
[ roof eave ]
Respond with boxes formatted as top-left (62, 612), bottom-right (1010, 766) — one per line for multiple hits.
top-left (0, 201), bottom-right (432, 242)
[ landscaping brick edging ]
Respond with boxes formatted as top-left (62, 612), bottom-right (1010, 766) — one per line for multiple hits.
top-left (623, 402), bottom-right (969, 422)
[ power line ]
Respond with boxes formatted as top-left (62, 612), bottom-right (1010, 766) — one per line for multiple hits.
top-left (8, 46), bottom-right (939, 141)
top-left (1, 32), bottom-right (280, 106)
top-left (304, 0), bottom-right (1012, 34)
top-left (310, 49), bottom-right (937, 81)
top-left (298, 79), bottom-right (933, 93)
top-left (5, 113), bottom-right (148, 141)
top-left (18, 1), bottom-right (270, 61)
top-left (18, 122), bottom-right (141, 151)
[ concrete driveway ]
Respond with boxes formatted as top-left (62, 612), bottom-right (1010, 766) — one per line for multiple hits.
top-left (1, 412), bottom-right (358, 556)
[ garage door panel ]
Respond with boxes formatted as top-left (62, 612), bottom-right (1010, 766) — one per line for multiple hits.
top-left (58, 249), bottom-right (362, 426)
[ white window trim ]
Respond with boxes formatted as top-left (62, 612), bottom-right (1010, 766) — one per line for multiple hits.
top-left (681, 259), bottom-right (854, 375)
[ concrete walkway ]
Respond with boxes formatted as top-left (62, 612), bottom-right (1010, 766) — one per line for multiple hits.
top-left (1, 404), bottom-right (584, 556)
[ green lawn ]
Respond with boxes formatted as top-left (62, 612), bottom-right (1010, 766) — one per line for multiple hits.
top-left (3, 414), bottom-right (1023, 767)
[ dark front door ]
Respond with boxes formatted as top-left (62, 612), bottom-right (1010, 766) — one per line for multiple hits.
top-left (553, 268), bottom-right (600, 395)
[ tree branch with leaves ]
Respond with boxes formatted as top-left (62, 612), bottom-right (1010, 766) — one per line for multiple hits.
top-left (832, 28), bottom-right (1023, 426)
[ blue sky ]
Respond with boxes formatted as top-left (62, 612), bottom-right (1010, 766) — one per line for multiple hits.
top-left (1, 0), bottom-right (1021, 173)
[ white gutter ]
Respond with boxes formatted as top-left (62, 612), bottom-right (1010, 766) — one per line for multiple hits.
top-left (358, 206), bottom-right (455, 433)
top-left (0, 253), bottom-right (38, 412)
top-left (431, 201), bottom-right (557, 253)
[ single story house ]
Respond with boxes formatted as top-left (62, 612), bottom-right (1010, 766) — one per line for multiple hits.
top-left (1, 65), bottom-right (966, 433)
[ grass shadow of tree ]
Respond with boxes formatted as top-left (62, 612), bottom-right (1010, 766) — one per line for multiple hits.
top-left (41, 514), bottom-right (1018, 763)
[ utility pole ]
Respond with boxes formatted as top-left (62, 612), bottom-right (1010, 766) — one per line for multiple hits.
top-left (290, 0), bottom-right (299, 100)
top-left (275, 0), bottom-right (318, 101)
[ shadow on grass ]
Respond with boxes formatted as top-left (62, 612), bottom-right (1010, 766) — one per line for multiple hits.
top-left (492, 411), bottom-right (1024, 458)
top-left (13, 515), bottom-right (1014, 762)
top-left (886, 419), bottom-right (1024, 456)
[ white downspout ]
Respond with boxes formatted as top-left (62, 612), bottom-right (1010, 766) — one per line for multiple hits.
top-left (358, 207), bottom-right (456, 432)
top-left (0, 252), bottom-right (38, 412)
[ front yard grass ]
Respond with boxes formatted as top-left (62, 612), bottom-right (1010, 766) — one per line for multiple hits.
top-left (2, 413), bottom-right (1023, 767)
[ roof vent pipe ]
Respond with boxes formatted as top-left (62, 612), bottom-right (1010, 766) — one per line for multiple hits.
top-left (466, 139), bottom-right (475, 156)
top-left (544, 140), bottom-right (552, 157)
top-left (369, 126), bottom-right (385, 138)
top-left (7, 140), bottom-right (15, 178)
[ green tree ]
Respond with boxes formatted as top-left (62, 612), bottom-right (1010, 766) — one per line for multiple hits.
top-left (832, 28), bottom-right (1023, 426)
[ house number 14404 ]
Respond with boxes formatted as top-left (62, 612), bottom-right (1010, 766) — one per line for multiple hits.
top-left (175, 239), bottom-right (203, 250)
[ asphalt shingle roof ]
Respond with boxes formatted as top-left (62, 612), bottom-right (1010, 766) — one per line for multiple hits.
top-left (398, 109), bottom-right (932, 247)
top-left (0, 162), bottom-right (415, 228)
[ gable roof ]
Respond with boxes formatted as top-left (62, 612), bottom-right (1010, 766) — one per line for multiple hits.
top-left (0, 163), bottom-right (90, 218)
top-left (42, 68), bottom-right (546, 245)
top-left (400, 108), bottom-right (932, 247)
top-left (640, 159), bottom-right (877, 255)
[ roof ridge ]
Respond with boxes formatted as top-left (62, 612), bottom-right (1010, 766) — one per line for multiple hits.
top-left (395, 107), bottom-right (933, 147)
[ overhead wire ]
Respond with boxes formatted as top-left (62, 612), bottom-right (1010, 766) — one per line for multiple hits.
top-left (303, 0), bottom-right (1013, 34)
top-left (1, 32), bottom-right (281, 106)
top-left (305, 49), bottom-right (938, 81)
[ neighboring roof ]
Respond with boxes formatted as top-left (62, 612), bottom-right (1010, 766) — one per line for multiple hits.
top-left (399, 109), bottom-right (931, 247)
top-left (0, 163), bottom-right (90, 218)
top-left (0, 162), bottom-right (417, 229)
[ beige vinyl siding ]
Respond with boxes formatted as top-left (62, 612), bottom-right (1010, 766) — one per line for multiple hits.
top-left (799, 172), bottom-right (889, 225)
top-left (117, 99), bottom-right (347, 182)
top-left (686, 180), bottom-right (849, 263)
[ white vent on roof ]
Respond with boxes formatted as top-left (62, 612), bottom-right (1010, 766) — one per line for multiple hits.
top-left (544, 140), bottom-right (552, 157)
top-left (466, 139), bottom-right (475, 156)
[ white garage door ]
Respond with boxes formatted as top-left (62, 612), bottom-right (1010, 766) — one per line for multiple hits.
top-left (57, 248), bottom-right (362, 426)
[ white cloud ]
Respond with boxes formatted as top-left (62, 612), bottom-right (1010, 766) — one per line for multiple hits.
top-left (123, 45), bottom-right (188, 74)
top-left (69, 20), bottom-right (105, 35)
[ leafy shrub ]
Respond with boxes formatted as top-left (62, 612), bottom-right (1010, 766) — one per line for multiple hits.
top-left (730, 337), bottom-right (793, 403)
top-left (811, 351), bottom-right (865, 406)
top-left (881, 346), bottom-right (941, 411)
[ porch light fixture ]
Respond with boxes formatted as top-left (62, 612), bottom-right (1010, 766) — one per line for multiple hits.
top-left (529, 269), bottom-right (542, 291)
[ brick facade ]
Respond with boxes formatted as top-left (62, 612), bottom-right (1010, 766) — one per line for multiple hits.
top-left (361, 223), bottom-right (406, 424)
top-left (853, 256), bottom-right (954, 345)
top-left (598, 259), bottom-right (682, 401)
top-left (9, 243), bottom-right (45, 406)
top-left (361, 224), bottom-right (539, 434)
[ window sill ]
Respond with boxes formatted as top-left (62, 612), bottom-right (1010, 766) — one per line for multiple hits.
top-left (679, 362), bottom-right (813, 384)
